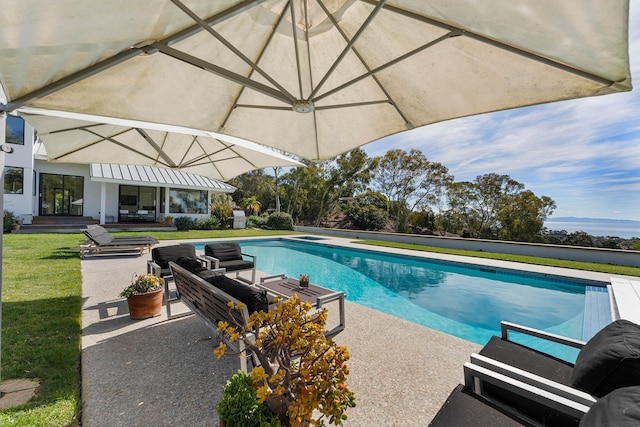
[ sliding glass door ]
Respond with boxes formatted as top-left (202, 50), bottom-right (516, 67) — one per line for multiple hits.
top-left (39, 173), bottom-right (84, 216)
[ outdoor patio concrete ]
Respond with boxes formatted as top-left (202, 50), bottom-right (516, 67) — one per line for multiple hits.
top-left (81, 239), bottom-right (483, 426)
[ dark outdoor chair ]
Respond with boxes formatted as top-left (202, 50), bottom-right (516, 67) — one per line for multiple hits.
top-left (204, 242), bottom-right (256, 284)
top-left (429, 363), bottom-right (591, 427)
top-left (464, 319), bottom-right (640, 425)
top-left (147, 243), bottom-right (224, 319)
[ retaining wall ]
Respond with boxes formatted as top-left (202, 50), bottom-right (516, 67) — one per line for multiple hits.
top-left (294, 227), bottom-right (640, 268)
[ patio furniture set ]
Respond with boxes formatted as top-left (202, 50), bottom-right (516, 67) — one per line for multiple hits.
top-left (146, 241), bottom-right (346, 373)
top-left (83, 228), bottom-right (640, 425)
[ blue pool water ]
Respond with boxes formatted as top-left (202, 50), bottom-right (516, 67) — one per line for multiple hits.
top-left (196, 238), bottom-right (606, 361)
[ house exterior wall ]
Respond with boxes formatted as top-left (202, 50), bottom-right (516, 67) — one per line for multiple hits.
top-left (3, 122), bottom-right (35, 222)
top-left (4, 119), bottom-right (227, 224)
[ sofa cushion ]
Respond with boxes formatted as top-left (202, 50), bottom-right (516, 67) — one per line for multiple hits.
top-left (204, 243), bottom-right (242, 262)
top-left (206, 275), bottom-right (269, 314)
top-left (218, 259), bottom-right (255, 272)
top-left (579, 386), bottom-right (640, 426)
top-left (173, 256), bottom-right (206, 274)
top-left (152, 244), bottom-right (196, 269)
top-left (571, 319), bottom-right (640, 397)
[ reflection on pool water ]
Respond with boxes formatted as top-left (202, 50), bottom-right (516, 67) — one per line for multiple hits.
top-left (196, 238), bottom-right (607, 362)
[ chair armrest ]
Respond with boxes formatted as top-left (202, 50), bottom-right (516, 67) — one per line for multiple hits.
top-left (470, 353), bottom-right (596, 407)
top-left (260, 274), bottom-right (286, 284)
top-left (199, 255), bottom-right (220, 269)
top-left (463, 362), bottom-right (591, 420)
top-left (241, 252), bottom-right (256, 263)
top-left (147, 260), bottom-right (162, 277)
top-left (500, 321), bottom-right (586, 349)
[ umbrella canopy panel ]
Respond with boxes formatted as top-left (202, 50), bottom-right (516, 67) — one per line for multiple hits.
top-left (22, 113), bottom-right (302, 181)
top-left (0, 0), bottom-right (632, 160)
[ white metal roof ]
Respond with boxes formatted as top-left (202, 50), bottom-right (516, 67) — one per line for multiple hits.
top-left (89, 163), bottom-right (236, 193)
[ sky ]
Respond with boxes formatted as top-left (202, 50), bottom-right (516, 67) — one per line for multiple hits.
top-left (363, 4), bottom-right (640, 222)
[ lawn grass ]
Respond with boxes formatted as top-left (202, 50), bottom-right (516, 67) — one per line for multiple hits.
top-left (356, 239), bottom-right (640, 277)
top-left (1, 233), bottom-right (83, 426)
top-left (0, 229), bottom-right (294, 426)
top-left (0, 229), bottom-right (637, 426)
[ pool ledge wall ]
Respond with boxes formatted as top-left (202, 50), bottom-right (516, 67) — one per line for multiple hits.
top-left (295, 227), bottom-right (640, 268)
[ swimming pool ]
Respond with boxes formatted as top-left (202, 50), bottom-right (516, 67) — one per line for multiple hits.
top-left (196, 238), bottom-right (608, 361)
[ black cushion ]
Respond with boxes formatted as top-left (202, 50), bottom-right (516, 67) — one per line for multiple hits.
top-left (204, 243), bottom-right (242, 262)
top-left (479, 336), bottom-right (574, 386)
top-left (579, 386), bottom-right (640, 427)
top-left (151, 244), bottom-right (196, 269)
top-left (206, 275), bottom-right (269, 314)
top-left (571, 320), bottom-right (640, 397)
top-left (218, 259), bottom-right (255, 272)
top-left (173, 256), bottom-right (206, 274)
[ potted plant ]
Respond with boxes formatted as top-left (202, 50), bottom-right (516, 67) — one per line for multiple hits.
top-left (217, 370), bottom-right (280, 427)
top-left (120, 273), bottom-right (164, 319)
top-left (299, 274), bottom-right (310, 288)
top-left (215, 295), bottom-right (355, 426)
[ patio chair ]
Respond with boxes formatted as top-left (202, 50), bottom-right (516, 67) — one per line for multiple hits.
top-left (476, 320), bottom-right (640, 398)
top-left (465, 319), bottom-right (640, 425)
top-left (148, 244), bottom-right (224, 319)
top-left (203, 242), bottom-right (256, 284)
top-left (429, 363), bottom-right (591, 427)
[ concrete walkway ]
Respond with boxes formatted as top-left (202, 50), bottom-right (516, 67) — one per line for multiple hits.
top-left (81, 239), bottom-right (485, 426)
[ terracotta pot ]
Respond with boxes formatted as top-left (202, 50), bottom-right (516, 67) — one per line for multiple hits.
top-left (126, 288), bottom-right (163, 319)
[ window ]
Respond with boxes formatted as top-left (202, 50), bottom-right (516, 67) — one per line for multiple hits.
top-left (168, 189), bottom-right (208, 214)
top-left (4, 166), bottom-right (24, 194)
top-left (6, 115), bottom-right (25, 145)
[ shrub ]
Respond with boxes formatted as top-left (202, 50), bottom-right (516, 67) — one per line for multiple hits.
top-left (210, 194), bottom-right (235, 228)
top-left (346, 205), bottom-right (388, 231)
top-left (3, 210), bottom-right (17, 232)
top-left (246, 215), bottom-right (267, 229)
top-left (193, 217), bottom-right (220, 230)
top-left (217, 370), bottom-right (280, 427)
top-left (266, 212), bottom-right (294, 230)
top-left (120, 273), bottom-right (164, 298)
top-left (173, 216), bottom-right (194, 231)
top-left (215, 295), bottom-right (355, 426)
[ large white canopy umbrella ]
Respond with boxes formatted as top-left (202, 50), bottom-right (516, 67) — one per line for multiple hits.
top-left (0, 0), bottom-right (633, 388)
top-left (20, 109), bottom-right (302, 181)
top-left (0, 0), bottom-right (632, 160)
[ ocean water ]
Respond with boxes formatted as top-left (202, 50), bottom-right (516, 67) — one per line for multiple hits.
top-left (544, 220), bottom-right (640, 239)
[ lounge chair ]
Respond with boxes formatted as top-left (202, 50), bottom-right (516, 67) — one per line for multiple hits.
top-left (203, 242), bottom-right (256, 284)
top-left (81, 225), bottom-right (158, 257)
top-left (431, 365), bottom-right (640, 426)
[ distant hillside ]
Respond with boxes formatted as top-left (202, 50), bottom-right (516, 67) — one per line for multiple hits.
top-left (547, 217), bottom-right (640, 225)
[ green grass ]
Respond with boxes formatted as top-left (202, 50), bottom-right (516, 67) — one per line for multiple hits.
top-left (1, 230), bottom-right (637, 425)
top-left (356, 240), bottom-right (640, 277)
top-left (1, 233), bottom-right (83, 426)
top-left (0, 229), bottom-right (295, 426)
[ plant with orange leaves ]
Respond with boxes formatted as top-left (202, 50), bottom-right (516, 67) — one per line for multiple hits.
top-left (214, 295), bottom-right (355, 426)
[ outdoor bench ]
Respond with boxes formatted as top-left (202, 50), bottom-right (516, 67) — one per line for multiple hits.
top-left (169, 262), bottom-right (269, 373)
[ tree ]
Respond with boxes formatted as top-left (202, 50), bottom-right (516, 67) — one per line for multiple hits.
top-left (372, 149), bottom-right (453, 232)
top-left (229, 170), bottom-right (275, 213)
top-left (497, 191), bottom-right (556, 242)
top-left (242, 195), bottom-right (262, 215)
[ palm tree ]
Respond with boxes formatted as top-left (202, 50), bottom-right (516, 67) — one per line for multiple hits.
top-left (242, 196), bottom-right (262, 216)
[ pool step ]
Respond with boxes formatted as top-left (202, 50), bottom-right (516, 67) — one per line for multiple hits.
top-left (582, 286), bottom-right (611, 341)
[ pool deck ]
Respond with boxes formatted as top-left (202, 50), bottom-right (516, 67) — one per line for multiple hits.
top-left (80, 235), bottom-right (633, 426)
